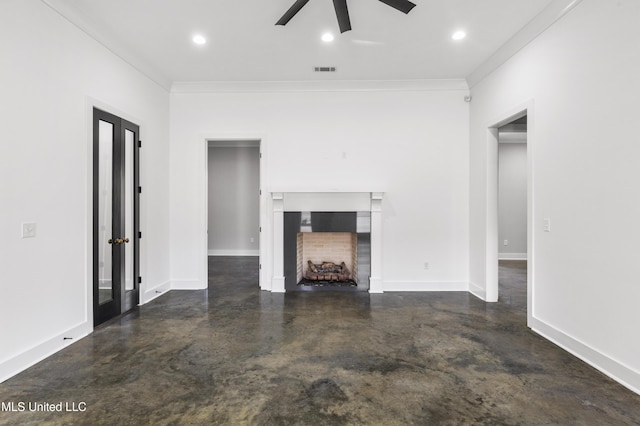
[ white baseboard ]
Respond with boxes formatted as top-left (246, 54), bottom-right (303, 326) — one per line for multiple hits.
top-left (0, 322), bottom-right (91, 383)
top-left (271, 276), bottom-right (285, 293)
top-left (369, 277), bottom-right (383, 294)
top-left (382, 281), bottom-right (468, 292)
top-left (499, 253), bottom-right (527, 260)
top-left (531, 316), bottom-right (640, 395)
top-left (468, 281), bottom-right (486, 300)
top-left (141, 280), bottom-right (171, 304)
top-left (208, 250), bottom-right (259, 256)
top-left (171, 279), bottom-right (207, 290)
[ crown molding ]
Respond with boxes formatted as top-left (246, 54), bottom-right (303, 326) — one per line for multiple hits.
top-left (40, 0), bottom-right (172, 91)
top-left (41, 0), bottom-right (578, 94)
top-left (466, 0), bottom-right (583, 89)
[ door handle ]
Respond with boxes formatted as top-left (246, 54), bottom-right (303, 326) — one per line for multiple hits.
top-left (107, 238), bottom-right (128, 245)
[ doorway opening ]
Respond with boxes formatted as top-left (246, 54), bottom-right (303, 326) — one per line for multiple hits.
top-left (206, 140), bottom-right (262, 287)
top-left (498, 115), bottom-right (527, 311)
top-left (93, 108), bottom-right (140, 326)
top-left (486, 104), bottom-right (533, 325)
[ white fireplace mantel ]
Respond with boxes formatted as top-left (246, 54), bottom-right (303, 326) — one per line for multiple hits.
top-left (270, 191), bottom-right (383, 293)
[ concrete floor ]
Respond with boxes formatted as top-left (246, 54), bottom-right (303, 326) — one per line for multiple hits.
top-left (1, 257), bottom-right (639, 425)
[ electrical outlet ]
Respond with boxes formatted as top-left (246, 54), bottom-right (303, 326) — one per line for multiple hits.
top-left (544, 218), bottom-right (551, 232)
top-left (250, 237), bottom-right (255, 243)
top-left (424, 262), bottom-right (429, 270)
top-left (504, 239), bottom-right (509, 246)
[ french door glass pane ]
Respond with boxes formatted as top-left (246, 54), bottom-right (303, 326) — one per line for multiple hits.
top-left (124, 129), bottom-right (135, 291)
top-left (98, 120), bottom-right (113, 304)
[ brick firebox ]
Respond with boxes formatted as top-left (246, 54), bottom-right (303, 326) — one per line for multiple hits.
top-left (296, 232), bottom-right (358, 284)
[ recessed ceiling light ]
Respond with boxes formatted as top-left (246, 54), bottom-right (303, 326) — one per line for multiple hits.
top-left (192, 35), bottom-right (207, 45)
top-left (452, 30), bottom-right (466, 41)
top-left (321, 33), bottom-right (335, 43)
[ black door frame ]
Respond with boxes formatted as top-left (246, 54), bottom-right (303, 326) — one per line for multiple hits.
top-left (93, 108), bottom-right (140, 326)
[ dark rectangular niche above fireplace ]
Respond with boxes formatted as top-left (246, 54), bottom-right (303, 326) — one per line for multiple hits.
top-left (284, 211), bottom-right (371, 292)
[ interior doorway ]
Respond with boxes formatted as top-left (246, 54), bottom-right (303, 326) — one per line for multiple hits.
top-left (93, 108), bottom-right (140, 326)
top-left (497, 115), bottom-right (528, 310)
top-left (485, 103), bottom-right (533, 325)
top-left (206, 140), bottom-right (261, 285)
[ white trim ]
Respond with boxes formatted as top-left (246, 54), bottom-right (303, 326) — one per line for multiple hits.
top-left (484, 100), bottom-right (534, 316)
top-left (208, 250), bottom-right (260, 256)
top-left (282, 192), bottom-right (375, 212)
top-left (271, 277), bottom-right (286, 293)
top-left (208, 140), bottom-right (260, 148)
top-left (171, 279), bottom-right (206, 290)
top-left (483, 99), bottom-right (535, 325)
top-left (369, 278), bottom-right (383, 294)
top-left (486, 126), bottom-right (499, 303)
top-left (41, 0), bottom-right (581, 94)
top-left (499, 132), bottom-right (527, 143)
top-left (141, 280), bottom-right (171, 304)
top-left (383, 281), bottom-right (468, 292)
top-left (0, 322), bottom-right (90, 383)
top-left (171, 79), bottom-right (469, 94)
top-left (370, 193), bottom-right (384, 295)
top-left (41, 0), bottom-right (171, 91)
top-left (270, 192), bottom-right (383, 294)
top-left (203, 135), bottom-right (266, 292)
top-left (468, 281), bottom-right (486, 301)
top-left (271, 193), bottom-right (285, 293)
top-left (466, 0), bottom-right (583, 88)
top-left (531, 317), bottom-right (640, 395)
top-left (498, 253), bottom-right (527, 260)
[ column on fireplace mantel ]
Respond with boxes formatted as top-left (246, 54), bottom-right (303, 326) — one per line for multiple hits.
top-left (369, 192), bottom-right (384, 293)
top-left (271, 192), bottom-right (286, 292)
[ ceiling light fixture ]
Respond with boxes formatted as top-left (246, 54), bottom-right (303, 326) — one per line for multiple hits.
top-left (192, 35), bottom-right (207, 45)
top-left (452, 30), bottom-right (466, 41)
top-left (321, 33), bottom-right (335, 43)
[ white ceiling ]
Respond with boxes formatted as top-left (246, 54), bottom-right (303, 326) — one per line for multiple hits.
top-left (42, 0), bottom-right (567, 88)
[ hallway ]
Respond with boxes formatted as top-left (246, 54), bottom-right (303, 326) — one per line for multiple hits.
top-left (1, 258), bottom-right (639, 425)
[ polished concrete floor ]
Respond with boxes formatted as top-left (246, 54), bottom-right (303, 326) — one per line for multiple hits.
top-left (1, 257), bottom-right (640, 425)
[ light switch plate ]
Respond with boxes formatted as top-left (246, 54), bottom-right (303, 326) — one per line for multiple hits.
top-left (22, 222), bottom-right (37, 238)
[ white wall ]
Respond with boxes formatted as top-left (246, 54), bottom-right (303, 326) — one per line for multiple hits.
top-left (170, 84), bottom-right (470, 292)
top-left (469, 0), bottom-right (640, 392)
top-left (0, 0), bottom-right (171, 382)
top-left (498, 142), bottom-right (527, 258)
top-left (208, 146), bottom-right (260, 255)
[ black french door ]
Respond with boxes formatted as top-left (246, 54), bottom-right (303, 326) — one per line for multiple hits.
top-left (93, 108), bottom-right (140, 326)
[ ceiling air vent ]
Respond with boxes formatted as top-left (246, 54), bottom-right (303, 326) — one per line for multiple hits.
top-left (314, 67), bottom-right (336, 73)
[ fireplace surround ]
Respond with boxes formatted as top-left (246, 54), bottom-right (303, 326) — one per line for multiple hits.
top-left (270, 192), bottom-right (383, 293)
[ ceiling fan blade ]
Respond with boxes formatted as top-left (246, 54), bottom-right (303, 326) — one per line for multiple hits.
top-left (377, 0), bottom-right (416, 14)
top-left (333, 0), bottom-right (352, 33)
top-left (276, 0), bottom-right (311, 26)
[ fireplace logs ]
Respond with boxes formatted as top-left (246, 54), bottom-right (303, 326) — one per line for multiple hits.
top-left (305, 260), bottom-right (351, 282)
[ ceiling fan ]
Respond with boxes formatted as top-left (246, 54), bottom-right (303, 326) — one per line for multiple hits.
top-left (276, 0), bottom-right (417, 34)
